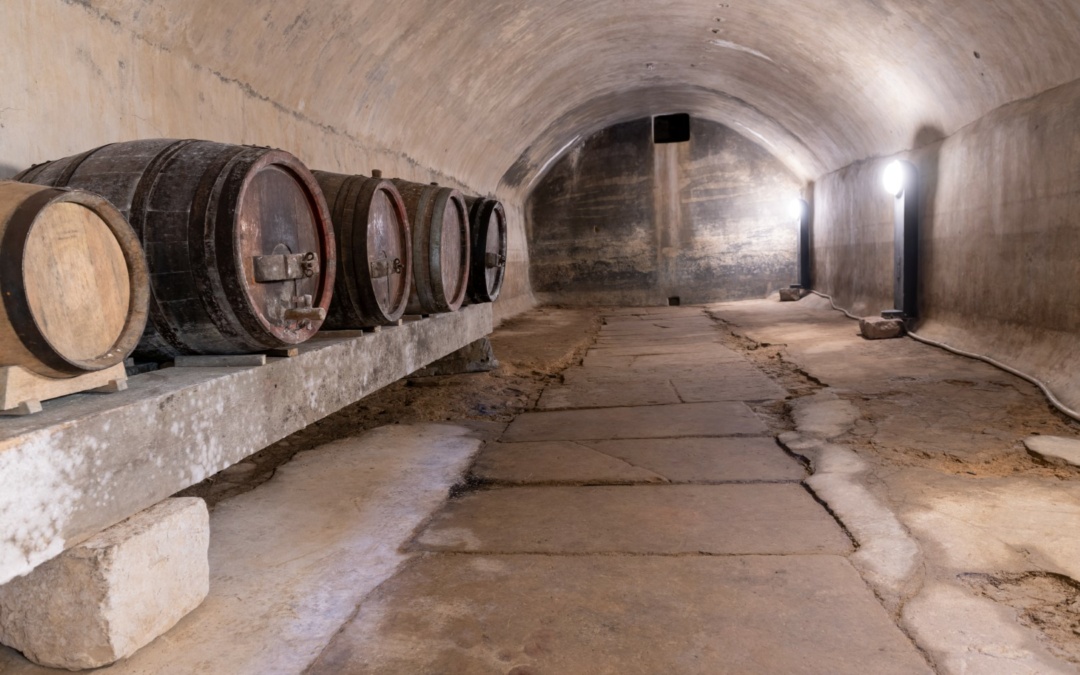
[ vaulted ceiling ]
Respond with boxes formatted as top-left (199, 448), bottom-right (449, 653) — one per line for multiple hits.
top-left (64, 1), bottom-right (1080, 192)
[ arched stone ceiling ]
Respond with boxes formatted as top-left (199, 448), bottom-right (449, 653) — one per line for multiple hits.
top-left (79, 0), bottom-right (1080, 194)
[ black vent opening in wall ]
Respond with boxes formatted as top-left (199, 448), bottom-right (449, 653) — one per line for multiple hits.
top-left (654, 114), bottom-right (691, 143)
top-left (668, 296), bottom-right (681, 306)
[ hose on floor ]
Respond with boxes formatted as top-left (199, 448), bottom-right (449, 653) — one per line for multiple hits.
top-left (807, 290), bottom-right (1080, 424)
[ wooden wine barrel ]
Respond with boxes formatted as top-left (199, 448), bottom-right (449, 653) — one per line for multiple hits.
top-left (17, 140), bottom-right (336, 359)
top-left (312, 170), bottom-right (412, 327)
top-left (0, 181), bottom-right (149, 378)
top-left (390, 179), bottom-right (470, 314)
top-left (464, 197), bottom-right (508, 304)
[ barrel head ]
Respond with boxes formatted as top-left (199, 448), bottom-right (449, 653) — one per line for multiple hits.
top-left (367, 186), bottom-right (410, 319)
top-left (234, 157), bottom-right (335, 344)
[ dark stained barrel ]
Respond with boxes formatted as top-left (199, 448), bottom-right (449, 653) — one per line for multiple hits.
top-left (464, 197), bottom-right (508, 304)
top-left (17, 140), bottom-right (335, 359)
top-left (0, 181), bottom-right (149, 378)
top-left (312, 170), bottom-right (412, 327)
top-left (390, 179), bottom-right (470, 314)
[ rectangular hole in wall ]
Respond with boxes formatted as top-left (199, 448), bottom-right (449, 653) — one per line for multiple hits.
top-left (654, 114), bottom-right (690, 143)
top-left (668, 296), bottom-right (681, 306)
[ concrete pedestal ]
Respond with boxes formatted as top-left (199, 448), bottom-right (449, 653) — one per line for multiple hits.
top-left (0, 498), bottom-right (209, 670)
top-left (413, 337), bottom-right (500, 376)
top-left (0, 305), bottom-right (492, 586)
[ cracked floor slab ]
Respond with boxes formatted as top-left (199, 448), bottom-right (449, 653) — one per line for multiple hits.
top-left (411, 484), bottom-right (854, 555)
top-left (472, 440), bottom-right (671, 484)
top-left (473, 437), bottom-right (806, 484)
top-left (307, 555), bottom-right (931, 675)
top-left (502, 401), bottom-right (768, 441)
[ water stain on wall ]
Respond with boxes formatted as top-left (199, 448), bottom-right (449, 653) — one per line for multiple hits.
top-left (528, 117), bottom-right (801, 305)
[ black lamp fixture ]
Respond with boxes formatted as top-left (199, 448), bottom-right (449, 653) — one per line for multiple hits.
top-left (788, 198), bottom-right (811, 291)
top-left (881, 160), bottom-right (919, 322)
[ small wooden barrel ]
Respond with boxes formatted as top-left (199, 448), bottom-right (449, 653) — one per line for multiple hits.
top-left (391, 179), bottom-right (470, 314)
top-left (0, 181), bottom-right (149, 378)
top-left (313, 170), bottom-right (412, 327)
top-left (464, 197), bottom-right (508, 304)
top-left (17, 140), bottom-right (336, 359)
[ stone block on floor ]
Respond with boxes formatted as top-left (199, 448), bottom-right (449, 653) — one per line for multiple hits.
top-left (1023, 435), bottom-right (1080, 468)
top-left (0, 498), bottom-right (209, 670)
top-left (860, 316), bottom-right (905, 340)
top-left (779, 287), bottom-right (803, 302)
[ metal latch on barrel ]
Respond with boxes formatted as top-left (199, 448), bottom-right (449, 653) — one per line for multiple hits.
top-left (484, 252), bottom-right (506, 269)
top-left (370, 258), bottom-right (404, 279)
top-left (254, 252), bottom-right (319, 282)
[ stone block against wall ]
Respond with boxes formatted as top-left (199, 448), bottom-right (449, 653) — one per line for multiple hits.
top-left (859, 317), bottom-right (906, 340)
top-left (0, 498), bottom-right (210, 670)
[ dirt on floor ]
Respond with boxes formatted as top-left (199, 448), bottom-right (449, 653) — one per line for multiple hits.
top-left (707, 297), bottom-right (1080, 665)
top-left (708, 310), bottom-right (1080, 480)
top-left (961, 571), bottom-right (1080, 664)
top-left (178, 307), bottom-right (602, 508)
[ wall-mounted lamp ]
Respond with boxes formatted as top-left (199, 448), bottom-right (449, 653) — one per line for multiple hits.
top-left (788, 198), bottom-right (806, 221)
top-left (882, 160), bottom-right (918, 320)
top-left (882, 160), bottom-right (908, 197)
top-left (780, 198), bottom-right (812, 301)
top-left (794, 198), bottom-right (811, 290)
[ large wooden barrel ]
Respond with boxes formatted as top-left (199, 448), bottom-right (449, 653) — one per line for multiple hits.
top-left (312, 170), bottom-right (412, 327)
top-left (0, 181), bottom-right (149, 378)
top-left (464, 197), bottom-right (508, 304)
top-left (17, 140), bottom-right (335, 359)
top-left (390, 179), bottom-right (470, 314)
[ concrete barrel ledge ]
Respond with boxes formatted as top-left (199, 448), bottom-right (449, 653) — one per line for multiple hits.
top-left (0, 304), bottom-right (493, 586)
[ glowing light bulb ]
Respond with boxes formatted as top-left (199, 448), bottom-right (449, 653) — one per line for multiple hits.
top-left (788, 199), bottom-right (806, 220)
top-left (883, 161), bottom-right (906, 196)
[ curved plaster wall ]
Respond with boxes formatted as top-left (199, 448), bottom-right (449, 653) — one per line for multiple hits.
top-left (2, 0), bottom-right (1080, 404)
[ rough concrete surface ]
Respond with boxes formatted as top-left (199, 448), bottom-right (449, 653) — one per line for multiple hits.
top-left (11, 299), bottom-right (1079, 672)
top-left (0, 498), bottom-right (209, 670)
top-left (414, 484), bottom-right (853, 555)
top-left (503, 401), bottom-right (768, 441)
top-left (308, 555), bottom-right (931, 675)
top-left (0, 305), bottom-right (492, 586)
top-left (472, 440), bottom-right (670, 484)
top-left (473, 437), bottom-right (806, 484)
top-left (0, 425), bottom-right (480, 675)
top-left (529, 118), bottom-right (800, 305)
top-left (711, 297), bottom-right (1080, 672)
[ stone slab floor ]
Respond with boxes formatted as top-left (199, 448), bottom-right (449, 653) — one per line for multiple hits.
top-left (307, 307), bottom-right (931, 674)
top-left (7, 301), bottom-right (1080, 673)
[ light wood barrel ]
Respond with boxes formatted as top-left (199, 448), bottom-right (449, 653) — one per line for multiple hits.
top-left (17, 140), bottom-right (336, 359)
top-left (390, 180), bottom-right (470, 314)
top-left (464, 197), bottom-right (508, 304)
top-left (313, 170), bottom-right (412, 327)
top-left (0, 181), bottom-right (149, 378)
